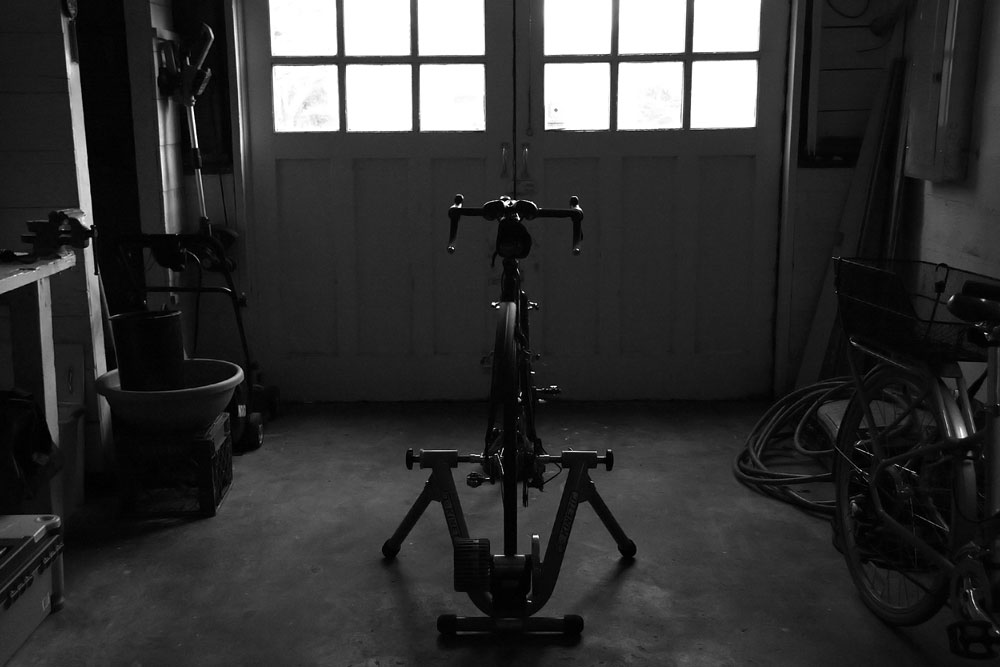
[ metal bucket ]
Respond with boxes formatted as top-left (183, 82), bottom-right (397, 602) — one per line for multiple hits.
top-left (109, 310), bottom-right (184, 391)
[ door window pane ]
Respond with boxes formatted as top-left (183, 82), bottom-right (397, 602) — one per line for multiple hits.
top-left (346, 65), bottom-right (412, 131)
top-left (418, 0), bottom-right (484, 56)
top-left (269, 0), bottom-right (337, 56)
top-left (544, 0), bottom-right (611, 55)
top-left (693, 0), bottom-right (761, 53)
top-left (690, 60), bottom-right (757, 128)
top-left (344, 0), bottom-right (410, 56)
top-left (618, 62), bottom-right (684, 130)
top-left (545, 63), bottom-right (610, 131)
top-left (619, 0), bottom-right (686, 55)
top-left (420, 65), bottom-right (485, 131)
top-left (272, 65), bottom-right (340, 132)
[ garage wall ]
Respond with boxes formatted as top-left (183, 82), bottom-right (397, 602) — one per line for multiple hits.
top-left (0, 0), bottom-right (111, 478)
top-left (903, 3), bottom-right (1000, 277)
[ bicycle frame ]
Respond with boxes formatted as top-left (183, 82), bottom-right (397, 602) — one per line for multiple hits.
top-left (483, 254), bottom-right (545, 553)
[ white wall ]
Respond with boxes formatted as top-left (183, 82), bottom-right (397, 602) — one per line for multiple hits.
top-left (0, 1), bottom-right (80, 245)
top-left (778, 0), bottom-right (902, 390)
top-left (906, 3), bottom-right (1000, 276)
top-left (125, 0), bottom-right (187, 237)
top-left (0, 0), bottom-right (110, 477)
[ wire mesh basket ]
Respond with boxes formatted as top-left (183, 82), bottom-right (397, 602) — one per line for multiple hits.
top-left (834, 257), bottom-right (1000, 364)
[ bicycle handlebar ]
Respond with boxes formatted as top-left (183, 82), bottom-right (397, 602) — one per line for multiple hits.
top-left (447, 194), bottom-right (584, 255)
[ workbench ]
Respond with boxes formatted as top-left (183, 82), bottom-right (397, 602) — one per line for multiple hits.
top-left (0, 251), bottom-right (77, 517)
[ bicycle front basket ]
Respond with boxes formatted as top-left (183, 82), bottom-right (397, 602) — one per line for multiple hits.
top-left (834, 257), bottom-right (1000, 363)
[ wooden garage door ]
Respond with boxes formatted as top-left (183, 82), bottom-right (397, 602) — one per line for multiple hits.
top-left (240, 0), bottom-right (788, 400)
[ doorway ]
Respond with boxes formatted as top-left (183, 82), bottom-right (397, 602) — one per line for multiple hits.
top-left (240, 0), bottom-right (789, 400)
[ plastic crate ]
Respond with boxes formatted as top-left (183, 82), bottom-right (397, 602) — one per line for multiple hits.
top-left (834, 257), bottom-right (1000, 364)
top-left (0, 515), bottom-right (64, 665)
top-left (116, 412), bottom-right (232, 518)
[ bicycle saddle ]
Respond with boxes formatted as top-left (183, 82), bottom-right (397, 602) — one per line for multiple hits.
top-left (948, 281), bottom-right (1000, 325)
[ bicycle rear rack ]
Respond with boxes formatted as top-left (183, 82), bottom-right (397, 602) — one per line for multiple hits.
top-left (382, 448), bottom-right (635, 634)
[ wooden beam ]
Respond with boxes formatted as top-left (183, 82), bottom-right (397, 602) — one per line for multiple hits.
top-left (795, 60), bottom-right (904, 386)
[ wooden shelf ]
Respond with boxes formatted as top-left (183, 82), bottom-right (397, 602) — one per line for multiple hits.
top-left (0, 251), bottom-right (75, 294)
top-left (0, 250), bottom-right (78, 517)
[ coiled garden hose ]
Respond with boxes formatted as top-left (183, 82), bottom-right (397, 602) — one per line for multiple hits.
top-left (733, 378), bottom-right (854, 517)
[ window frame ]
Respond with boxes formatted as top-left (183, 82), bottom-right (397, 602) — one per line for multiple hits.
top-left (268, 0), bottom-right (488, 134)
top-left (265, 0), bottom-right (762, 134)
top-left (542, 0), bottom-right (762, 132)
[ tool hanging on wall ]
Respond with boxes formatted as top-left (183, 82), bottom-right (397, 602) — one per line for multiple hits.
top-left (157, 22), bottom-right (238, 269)
top-left (147, 23), bottom-right (277, 453)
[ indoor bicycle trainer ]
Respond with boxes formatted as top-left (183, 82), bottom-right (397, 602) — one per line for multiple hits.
top-left (382, 195), bottom-right (636, 636)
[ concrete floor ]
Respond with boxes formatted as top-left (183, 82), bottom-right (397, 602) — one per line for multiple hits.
top-left (6, 401), bottom-right (968, 666)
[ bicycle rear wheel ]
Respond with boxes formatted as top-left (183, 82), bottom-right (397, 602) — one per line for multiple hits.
top-left (833, 365), bottom-right (952, 626)
top-left (491, 301), bottom-right (520, 556)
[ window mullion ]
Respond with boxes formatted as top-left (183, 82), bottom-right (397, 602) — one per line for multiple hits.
top-left (610, 0), bottom-right (620, 132)
top-left (336, 0), bottom-right (347, 132)
top-left (683, 0), bottom-right (695, 129)
top-left (411, 0), bottom-right (419, 132)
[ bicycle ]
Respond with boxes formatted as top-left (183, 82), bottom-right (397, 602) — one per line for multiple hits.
top-left (832, 257), bottom-right (1000, 659)
top-left (382, 195), bottom-right (636, 635)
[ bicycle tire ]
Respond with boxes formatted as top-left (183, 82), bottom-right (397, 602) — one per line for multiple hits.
top-left (517, 292), bottom-right (547, 493)
top-left (833, 365), bottom-right (952, 626)
top-left (493, 301), bottom-right (520, 556)
top-left (491, 302), bottom-right (518, 417)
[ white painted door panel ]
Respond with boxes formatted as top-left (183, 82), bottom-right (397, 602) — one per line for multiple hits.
top-left (240, 0), bottom-right (788, 400)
